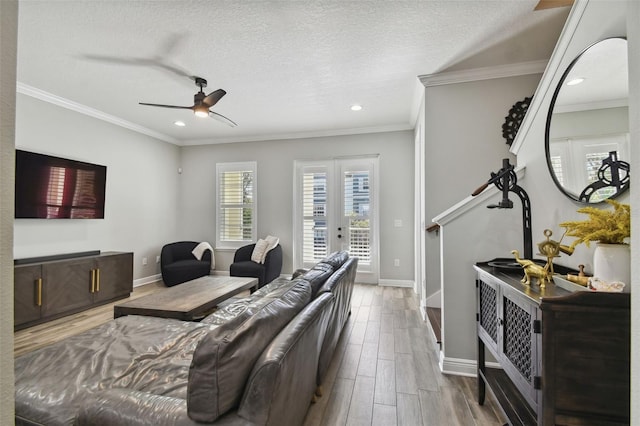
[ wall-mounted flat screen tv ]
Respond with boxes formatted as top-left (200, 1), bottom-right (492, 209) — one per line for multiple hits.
top-left (15, 150), bottom-right (107, 219)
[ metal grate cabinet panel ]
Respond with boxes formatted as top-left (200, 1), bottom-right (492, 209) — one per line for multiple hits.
top-left (503, 297), bottom-right (532, 381)
top-left (479, 280), bottom-right (498, 344)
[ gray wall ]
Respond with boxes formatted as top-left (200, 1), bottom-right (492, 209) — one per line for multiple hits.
top-left (436, 0), bottom-right (633, 371)
top-left (13, 94), bottom-right (182, 281)
top-left (0, 1), bottom-right (17, 421)
top-left (424, 74), bottom-right (542, 301)
top-left (550, 106), bottom-right (628, 138)
top-left (178, 131), bottom-right (415, 280)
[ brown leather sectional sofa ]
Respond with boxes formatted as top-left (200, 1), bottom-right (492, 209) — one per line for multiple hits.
top-left (14, 252), bottom-right (357, 426)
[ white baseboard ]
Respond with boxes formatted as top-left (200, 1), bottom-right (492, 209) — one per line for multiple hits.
top-left (440, 356), bottom-right (476, 377)
top-left (439, 356), bottom-right (501, 377)
top-left (378, 279), bottom-right (414, 288)
top-left (420, 300), bottom-right (427, 321)
top-left (425, 289), bottom-right (441, 308)
top-left (133, 274), bottom-right (161, 288)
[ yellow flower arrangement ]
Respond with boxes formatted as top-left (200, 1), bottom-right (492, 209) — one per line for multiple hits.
top-left (559, 199), bottom-right (630, 250)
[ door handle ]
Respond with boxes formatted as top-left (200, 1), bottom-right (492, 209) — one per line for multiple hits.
top-left (96, 268), bottom-right (100, 292)
top-left (36, 278), bottom-right (42, 306)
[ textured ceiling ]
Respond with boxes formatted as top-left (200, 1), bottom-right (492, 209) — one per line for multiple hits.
top-left (17, 1), bottom-right (570, 145)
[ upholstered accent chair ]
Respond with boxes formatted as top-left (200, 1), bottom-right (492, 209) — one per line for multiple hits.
top-left (160, 241), bottom-right (212, 287)
top-left (230, 243), bottom-right (283, 289)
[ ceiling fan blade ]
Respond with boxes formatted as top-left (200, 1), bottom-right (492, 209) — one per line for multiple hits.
top-left (139, 102), bottom-right (193, 110)
top-left (534, 0), bottom-right (573, 9)
top-left (81, 53), bottom-right (144, 66)
top-left (80, 54), bottom-right (192, 79)
top-left (203, 89), bottom-right (226, 107)
top-left (209, 111), bottom-right (238, 127)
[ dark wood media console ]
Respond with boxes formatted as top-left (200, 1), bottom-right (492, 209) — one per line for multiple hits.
top-left (14, 251), bottom-right (133, 330)
top-left (475, 262), bottom-right (630, 425)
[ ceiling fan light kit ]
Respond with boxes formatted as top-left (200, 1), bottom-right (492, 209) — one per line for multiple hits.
top-left (194, 105), bottom-right (209, 118)
top-left (139, 76), bottom-right (237, 126)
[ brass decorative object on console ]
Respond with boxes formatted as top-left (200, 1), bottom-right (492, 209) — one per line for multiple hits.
top-left (566, 264), bottom-right (590, 286)
top-left (511, 249), bottom-right (551, 288)
top-left (536, 229), bottom-right (573, 277)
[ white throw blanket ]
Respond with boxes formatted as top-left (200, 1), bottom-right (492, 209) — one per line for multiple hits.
top-left (192, 242), bottom-right (215, 269)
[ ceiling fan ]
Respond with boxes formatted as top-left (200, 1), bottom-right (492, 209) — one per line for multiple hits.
top-left (139, 77), bottom-right (237, 127)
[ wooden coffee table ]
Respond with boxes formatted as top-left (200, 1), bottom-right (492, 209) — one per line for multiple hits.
top-left (114, 275), bottom-right (258, 321)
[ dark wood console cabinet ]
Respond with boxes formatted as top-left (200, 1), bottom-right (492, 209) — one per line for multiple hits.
top-left (14, 252), bottom-right (133, 330)
top-left (475, 262), bottom-right (630, 425)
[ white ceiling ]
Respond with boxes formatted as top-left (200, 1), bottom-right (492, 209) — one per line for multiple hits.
top-left (16, 1), bottom-right (570, 145)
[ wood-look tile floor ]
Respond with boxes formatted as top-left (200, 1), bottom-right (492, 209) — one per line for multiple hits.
top-left (14, 281), bottom-right (506, 425)
top-left (304, 284), bottom-right (506, 426)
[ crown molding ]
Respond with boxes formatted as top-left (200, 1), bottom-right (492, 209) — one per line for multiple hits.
top-left (180, 123), bottom-right (413, 146)
top-left (418, 60), bottom-right (548, 88)
top-left (16, 82), bottom-right (179, 145)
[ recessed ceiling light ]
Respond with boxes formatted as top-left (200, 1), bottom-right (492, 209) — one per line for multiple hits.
top-left (174, 121), bottom-right (186, 127)
top-left (350, 104), bottom-right (363, 111)
top-left (567, 78), bottom-right (585, 86)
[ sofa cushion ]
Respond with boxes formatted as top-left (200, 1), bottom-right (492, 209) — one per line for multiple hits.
top-left (201, 277), bottom-right (300, 326)
top-left (319, 250), bottom-right (349, 269)
top-left (187, 279), bottom-right (312, 423)
top-left (301, 263), bottom-right (335, 297)
top-left (15, 315), bottom-right (214, 426)
top-left (164, 259), bottom-right (209, 273)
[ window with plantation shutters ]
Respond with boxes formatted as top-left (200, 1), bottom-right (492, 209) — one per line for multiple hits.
top-left (549, 133), bottom-right (629, 202)
top-left (216, 162), bottom-right (257, 248)
top-left (343, 170), bottom-right (371, 266)
top-left (302, 169), bottom-right (328, 264)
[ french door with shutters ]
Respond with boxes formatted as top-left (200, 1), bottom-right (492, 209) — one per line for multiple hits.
top-left (294, 157), bottom-right (378, 284)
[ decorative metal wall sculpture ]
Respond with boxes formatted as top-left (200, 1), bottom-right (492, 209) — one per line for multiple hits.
top-left (502, 96), bottom-right (532, 147)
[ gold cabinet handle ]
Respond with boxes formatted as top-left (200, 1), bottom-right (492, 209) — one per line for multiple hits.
top-left (96, 268), bottom-right (100, 292)
top-left (91, 269), bottom-right (96, 293)
top-left (36, 278), bottom-right (42, 306)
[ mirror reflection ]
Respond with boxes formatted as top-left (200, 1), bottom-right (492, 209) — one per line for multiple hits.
top-left (545, 37), bottom-right (629, 203)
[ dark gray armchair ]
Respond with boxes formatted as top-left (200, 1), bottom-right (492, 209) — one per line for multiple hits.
top-left (160, 241), bottom-right (212, 287)
top-left (229, 243), bottom-right (282, 289)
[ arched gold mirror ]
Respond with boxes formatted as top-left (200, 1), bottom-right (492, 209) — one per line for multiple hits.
top-left (545, 37), bottom-right (629, 203)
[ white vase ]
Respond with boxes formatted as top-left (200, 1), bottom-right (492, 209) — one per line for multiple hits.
top-left (592, 243), bottom-right (630, 292)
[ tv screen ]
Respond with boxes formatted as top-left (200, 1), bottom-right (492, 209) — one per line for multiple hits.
top-left (15, 150), bottom-right (106, 219)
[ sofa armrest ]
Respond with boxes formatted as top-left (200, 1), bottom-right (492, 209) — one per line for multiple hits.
top-left (264, 245), bottom-right (283, 282)
top-left (160, 245), bottom-right (175, 266)
top-left (76, 389), bottom-right (249, 426)
top-left (233, 244), bottom-right (256, 263)
top-left (201, 248), bottom-right (212, 263)
top-left (238, 292), bottom-right (334, 426)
